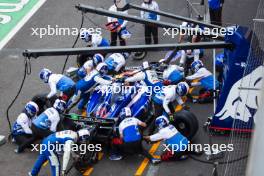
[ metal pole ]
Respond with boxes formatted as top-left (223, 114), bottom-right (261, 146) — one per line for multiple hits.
top-left (128, 3), bottom-right (221, 29)
top-left (213, 40), bottom-right (216, 112)
top-left (75, 4), bottom-right (224, 40)
top-left (23, 42), bottom-right (234, 58)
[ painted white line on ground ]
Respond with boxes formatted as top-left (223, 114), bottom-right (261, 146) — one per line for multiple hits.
top-left (0, 0), bottom-right (47, 50)
top-left (145, 164), bottom-right (160, 176)
top-left (145, 144), bottom-right (163, 176)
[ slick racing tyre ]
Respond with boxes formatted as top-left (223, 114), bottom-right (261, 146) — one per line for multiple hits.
top-left (74, 150), bottom-right (98, 171)
top-left (171, 110), bottom-right (199, 140)
top-left (76, 54), bottom-right (92, 67)
top-left (31, 93), bottom-right (57, 115)
top-left (132, 51), bottom-right (147, 60)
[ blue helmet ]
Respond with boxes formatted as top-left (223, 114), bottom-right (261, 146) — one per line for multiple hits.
top-left (93, 54), bottom-right (104, 66)
top-left (176, 82), bottom-right (190, 96)
top-left (155, 116), bottom-right (169, 130)
top-left (39, 68), bottom-right (52, 83)
top-left (77, 67), bottom-right (87, 79)
top-left (96, 63), bottom-right (108, 75)
top-left (119, 107), bottom-right (132, 121)
top-left (53, 99), bottom-right (66, 114)
top-left (215, 53), bottom-right (224, 67)
top-left (191, 60), bottom-right (204, 73)
top-left (80, 30), bottom-right (92, 42)
top-left (25, 101), bottom-right (39, 117)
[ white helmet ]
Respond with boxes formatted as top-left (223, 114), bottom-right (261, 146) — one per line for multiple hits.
top-left (142, 61), bottom-right (150, 69)
top-left (96, 63), bottom-right (108, 75)
top-left (80, 30), bottom-right (92, 42)
top-left (176, 82), bottom-right (190, 96)
top-left (93, 54), bottom-right (104, 66)
top-left (25, 101), bottom-right (39, 117)
top-left (77, 129), bottom-right (90, 142)
top-left (53, 99), bottom-right (66, 114)
top-left (155, 115), bottom-right (169, 130)
top-left (39, 68), bottom-right (52, 83)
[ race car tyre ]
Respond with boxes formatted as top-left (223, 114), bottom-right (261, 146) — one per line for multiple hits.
top-left (76, 54), bottom-right (92, 67)
top-left (132, 51), bottom-right (147, 60)
top-left (74, 150), bottom-right (98, 171)
top-left (31, 93), bottom-right (58, 115)
top-left (171, 110), bottom-right (199, 140)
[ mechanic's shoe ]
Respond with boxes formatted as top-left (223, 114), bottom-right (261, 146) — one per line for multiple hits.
top-left (179, 154), bottom-right (188, 160)
top-left (109, 154), bottom-right (123, 161)
top-left (182, 104), bottom-right (190, 110)
top-left (151, 158), bottom-right (161, 164)
top-left (0, 135), bottom-right (6, 146)
top-left (14, 147), bottom-right (23, 154)
top-left (28, 172), bottom-right (33, 176)
top-left (190, 148), bottom-right (203, 156)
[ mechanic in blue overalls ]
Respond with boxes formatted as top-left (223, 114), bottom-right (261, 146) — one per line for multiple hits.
top-left (140, 0), bottom-right (160, 44)
top-left (77, 53), bottom-right (105, 78)
top-left (16, 99), bottom-right (66, 153)
top-left (80, 29), bottom-right (110, 48)
top-left (125, 62), bottom-right (189, 116)
top-left (160, 62), bottom-right (185, 85)
top-left (110, 107), bottom-right (161, 164)
top-left (29, 129), bottom-right (91, 176)
top-left (66, 63), bottom-right (114, 112)
top-left (144, 115), bottom-right (190, 161)
top-left (186, 60), bottom-right (219, 103)
top-left (107, 1), bottom-right (129, 46)
top-left (125, 61), bottom-right (164, 115)
top-left (215, 52), bottom-right (225, 88)
top-left (104, 52), bottom-right (128, 74)
top-left (12, 101), bottom-right (39, 152)
top-left (39, 68), bottom-right (75, 102)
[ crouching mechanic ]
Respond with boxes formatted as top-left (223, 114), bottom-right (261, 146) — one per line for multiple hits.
top-left (77, 53), bottom-right (104, 78)
top-left (29, 129), bottom-right (91, 176)
top-left (153, 82), bottom-right (190, 117)
top-left (105, 53), bottom-right (128, 74)
top-left (186, 60), bottom-right (219, 103)
top-left (110, 108), bottom-right (161, 164)
top-left (161, 63), bottom-right (185, 85)
top-left (12, 101), bottom-right (39, 149)
top-left (144, 116), bottom-right (189, 161)
top-left (16, 99), bottom-right (66, 153)
top-left (80, 29), bottom-right (110, 48)
top-left (67, 63), bottom-right (114, 112)
top-left (39, 68), bottom-right (75, 102)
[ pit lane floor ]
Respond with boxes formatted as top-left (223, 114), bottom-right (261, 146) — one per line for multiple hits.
top-left (0, 0), bottom-right (259, 175)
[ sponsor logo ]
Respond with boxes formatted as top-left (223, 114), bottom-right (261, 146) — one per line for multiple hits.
top-left (215, 66), bottom-right (263, 122)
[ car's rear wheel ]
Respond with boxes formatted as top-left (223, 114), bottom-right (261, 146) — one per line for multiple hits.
top-left (171, 110), bottom-right (199, 140)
